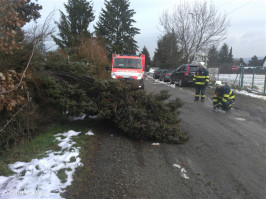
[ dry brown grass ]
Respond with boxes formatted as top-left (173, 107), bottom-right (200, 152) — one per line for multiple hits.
top-left (78, 37), bottom-right (109, 78)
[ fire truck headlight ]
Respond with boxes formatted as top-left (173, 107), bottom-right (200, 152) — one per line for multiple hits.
top-left (137, 73), bottom-right (143, 80)
top-left (111, 73), bottom-right (116, 79)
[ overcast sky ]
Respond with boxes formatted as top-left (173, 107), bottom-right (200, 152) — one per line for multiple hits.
top-left (27, 0), bottom-right (266, 59)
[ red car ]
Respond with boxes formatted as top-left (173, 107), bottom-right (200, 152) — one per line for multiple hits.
top-left (153, 69), bottom-right (164, 79)
top-left (159, 69), bottom-right (175, 82)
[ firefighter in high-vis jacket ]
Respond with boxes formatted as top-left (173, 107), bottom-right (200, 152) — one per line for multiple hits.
top-left (213, 81), bottom-right (235, 111)
top-left (193, 63), bottom-right (209, 102)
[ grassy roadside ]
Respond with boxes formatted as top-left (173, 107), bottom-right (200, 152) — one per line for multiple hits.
top-left (0, 119), bottom-right (101, 177)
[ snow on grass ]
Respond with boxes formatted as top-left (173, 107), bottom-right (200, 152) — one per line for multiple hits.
top-left (216, 74), bottom-right (265, 94)
top-left (68, 114), bottom-right (98, 121)
top-left (0, 130), bottom-right (94, 199)
top-left (68, 114), bottom-right (86, 121)
top-left (85, 130), bottom-right (94, 136)
top-left (88, 115), bottom-right (98, 119)
top-left (234, 90), bottom-right (266, 101)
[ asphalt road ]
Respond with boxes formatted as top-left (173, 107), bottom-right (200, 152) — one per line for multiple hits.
top-left (144, 76), bottom-right (266, 198)
top-left (64, 75), bottom-right (266, 198)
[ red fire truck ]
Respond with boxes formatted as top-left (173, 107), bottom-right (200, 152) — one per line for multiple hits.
top-left (111, 54), bottom-right (145, 88)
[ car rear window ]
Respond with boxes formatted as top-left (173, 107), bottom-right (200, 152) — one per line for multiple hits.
top-left (165, 69), bottom-right (174, 73)
top-left (189, 66), bottom-right (199, 72)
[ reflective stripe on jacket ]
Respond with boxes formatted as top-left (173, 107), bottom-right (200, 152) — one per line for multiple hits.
top-left (193, 68), bottom-right (209, 85)
top-left (213, 86), bottom-right (235, 106)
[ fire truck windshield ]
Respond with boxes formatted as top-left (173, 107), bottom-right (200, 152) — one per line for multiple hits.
top-left (113, 58), bottom-right (142, 69)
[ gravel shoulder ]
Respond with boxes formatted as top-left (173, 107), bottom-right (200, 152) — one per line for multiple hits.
top-left (63, 76), bottom-right (266, 198)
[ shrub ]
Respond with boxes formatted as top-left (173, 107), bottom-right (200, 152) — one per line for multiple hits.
top-left (40, 59), bottom-right (92, 76)
top-left (97, 79), bottom-right (188, 144)
top-left (40, 74), bottom-right (188, 144)
top-left (42, 75), bottom-right (97, 117)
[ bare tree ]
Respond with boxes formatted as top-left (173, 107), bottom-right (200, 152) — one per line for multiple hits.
top-left (24, 10), bottom-right (56, 49)
top-left (0, 11), bottom-right (57, 96)
top-left (0, 11), bottom-right (57, 134)
top-left (160, 0), bottom-right (229, 64)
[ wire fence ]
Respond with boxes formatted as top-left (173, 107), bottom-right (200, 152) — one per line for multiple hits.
top-left (208, 67), bottom-right (266, 94)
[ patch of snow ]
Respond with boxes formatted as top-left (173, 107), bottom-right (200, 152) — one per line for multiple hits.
top-left (149, 68), bottom-right (155, 73)
top-left (169, 84), bottom-right (176, 88)
top-left (213, 108), bottom-right (226, 113)
top-left (0, 130), bottom-right (83, 199)
top-left (69, 114), bottom-right (86, 121)
top-left (180, 168), bottom-right (190, 180)
top-left (235, 118), bottom-right (246, 121)
top-left (234, 90), bottom-right (266, 101)
top-left (173, 164), bottom-right (181, 169)
top-left (173, 164), bottom-right (189, 180)
top-left (89, 115), bottom-right (98, 119)
top-left (85, 131), bottom-right (94, 136)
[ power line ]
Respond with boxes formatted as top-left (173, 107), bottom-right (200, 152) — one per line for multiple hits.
top-left (226, 0), bottom-right (253, 15)
top-left (215, 0), bottom-right (239, 8)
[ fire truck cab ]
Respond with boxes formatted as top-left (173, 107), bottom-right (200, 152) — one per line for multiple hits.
top-left (111, 54), bottom-right (145, 88)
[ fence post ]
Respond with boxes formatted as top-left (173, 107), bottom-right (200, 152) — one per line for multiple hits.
top-left (239, 68), bottom-right (241, 86)
top-left (263, 68), bottom-right (266, 94)
top-left (251, 67), bottom-right (255, 91)
top-left (218, 65), bottom-right (220, 80)
top-left (240, 66), bottom-right (244, 89)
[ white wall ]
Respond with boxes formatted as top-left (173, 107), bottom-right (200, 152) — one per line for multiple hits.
top-left (207, 68), bottom-right (219, 82)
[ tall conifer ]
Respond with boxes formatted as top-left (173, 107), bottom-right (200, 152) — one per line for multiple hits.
top-left (94, 0), bottom-right (140, 57)
top-left (52, 0), bottom-right (95, 53)
top-left (227, 47), bottom-right (234, 64)
top-left (207, 45), bottom-right (219, 68)
top-left (153, 32), bottom-right (180, 68)
top-left (141, 46), bottom-right (151, 68)
top-left (219, 43), bottom-right (229, 64)
top-left (249, 55), bottom-right (261, 66)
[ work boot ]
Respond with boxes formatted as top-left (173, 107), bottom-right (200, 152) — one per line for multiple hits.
top-left (201, 99), bottom-right (205, 102)
top-left (194, 98), bottom-right (199, 101)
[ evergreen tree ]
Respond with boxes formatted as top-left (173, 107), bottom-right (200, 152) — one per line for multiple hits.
top-left (141, 46), bottom-right (151, 71)
top-left (19, 0), bottom-right (42, 23)
top-left (218, 43), bottom-right (234, 73)
top-left (249, 55), bottom-right (261, 66)
top-left (239, 58), bottom-right (247, 66)
top-left (94, 0), bottom-right (140, 57)
top-left (218, 43), bottom-right (229, 63)
top-left (262, 56), bottom-right (266, 67)
top-left (153, 37), bottom-right (167, 68)
top-left (153, 32), bottom-right (180, 69)
top-left (207, 45), bottom-right (219, 68)
top-left (52, 0), bottom-right (95, 54)
top-left (227, 47), bottom-right (234, 64)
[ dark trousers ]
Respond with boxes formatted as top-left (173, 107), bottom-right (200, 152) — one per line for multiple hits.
top-left (219, 99), bottom-right (234, 111)
top-left (195, 85), bottom-right (206, 100)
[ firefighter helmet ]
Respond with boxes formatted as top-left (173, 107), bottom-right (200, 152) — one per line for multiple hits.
top-left (199, 62), bottom-right (205, 68)
top-left (215, 81), bottom-right (222, 86)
